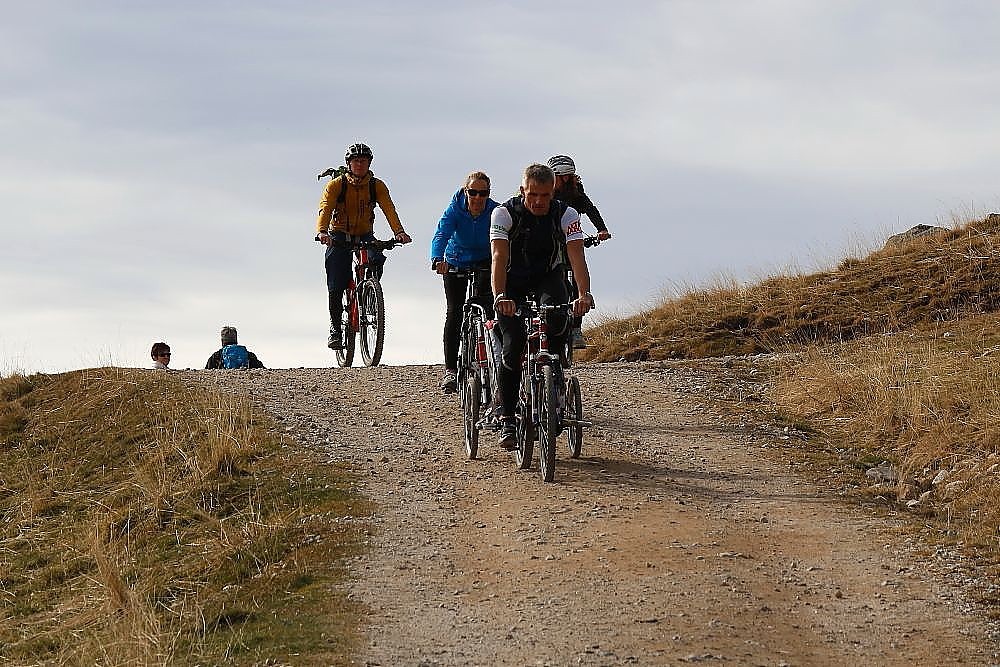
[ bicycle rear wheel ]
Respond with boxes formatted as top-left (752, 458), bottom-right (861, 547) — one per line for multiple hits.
top-left (566, 375), bottom-right (583, 459)
top-left (462, 375), bottom-right (481, 460)
top-left (335, 289), bottom-right (355, 367)
top-left (358, 280), bottom-right (385, 367)
top-left (538, 365), bottom-right (558, 482)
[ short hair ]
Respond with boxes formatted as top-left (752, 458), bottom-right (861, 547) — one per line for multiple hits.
top-left (464, 171), bottom-right (490, 189)
top-left (522, 163), bottom-right (554, 187)
top-left (151, 342), bottom-right (170, 358)
top-left (221, 326), bottom-right (238, 345)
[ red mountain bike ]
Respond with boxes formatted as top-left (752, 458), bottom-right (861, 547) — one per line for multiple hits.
top-left (326, 237), bottom-right (400, 368)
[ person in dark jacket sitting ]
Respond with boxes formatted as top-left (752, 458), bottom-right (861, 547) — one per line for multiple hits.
top-left (429, 170), bottom-right (499, 393)
top-left (205, 326), bottom-right (265, 369)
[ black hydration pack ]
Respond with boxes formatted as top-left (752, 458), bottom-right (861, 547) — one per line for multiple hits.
top-left (502, 196), bottom-right (569, 279)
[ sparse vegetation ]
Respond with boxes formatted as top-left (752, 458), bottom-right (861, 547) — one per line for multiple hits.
top-left (584, 213), bottom-right (1000, 552)
top-left (584, 216), bottom-right (1000, 362)
top-left (0, 368), bottom-right (370, 665)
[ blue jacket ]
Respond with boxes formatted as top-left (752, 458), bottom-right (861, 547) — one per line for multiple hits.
top-left (429, 188), bottom-right (499, 268)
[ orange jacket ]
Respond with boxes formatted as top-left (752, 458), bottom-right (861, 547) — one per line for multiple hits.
top-left (316, 172), bottom-right (404, 236)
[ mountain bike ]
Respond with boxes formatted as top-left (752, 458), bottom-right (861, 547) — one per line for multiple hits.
top-left (453, 267), bottom-right (500, 460)
top-left (323, 237), bottom-right (400, 368)
top-left (564, 234), bottom-right (606, 367)
top-left (513, 299), bottom-right (590, 482)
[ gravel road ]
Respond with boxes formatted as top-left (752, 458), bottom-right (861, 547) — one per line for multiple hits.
top-left (196, 359), bottom-right (1000, 666)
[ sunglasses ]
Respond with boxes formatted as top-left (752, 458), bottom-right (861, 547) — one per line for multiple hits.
top-left (466, 189), bottom-right (490, 198)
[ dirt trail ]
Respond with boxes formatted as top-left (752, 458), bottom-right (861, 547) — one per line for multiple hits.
top-left (199, 360), bottom-right (1000, 666)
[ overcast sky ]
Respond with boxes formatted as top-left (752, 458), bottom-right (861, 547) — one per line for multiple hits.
top-left (3, 1), bottom-right (999, 373)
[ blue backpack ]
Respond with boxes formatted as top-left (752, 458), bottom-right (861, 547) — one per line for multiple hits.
top-left (221, 344), bottom-right (249, 369)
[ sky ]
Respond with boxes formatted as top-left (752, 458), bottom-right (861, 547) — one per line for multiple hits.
top-left (3, 1), bottom-right (999, 373)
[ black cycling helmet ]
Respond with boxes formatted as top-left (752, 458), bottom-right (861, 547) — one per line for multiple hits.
top-left (345, 142), bottom-right (373, 164)
top-left (547, 155), bottom-right (576, 176)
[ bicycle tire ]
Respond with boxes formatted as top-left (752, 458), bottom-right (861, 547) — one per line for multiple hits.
top-left (567, 375), bottom-right (583, 459)
top-left (457, 315), bottom-right (476, 407)
top-left (358, 280), bottom-right (385, 367)
top-left (514, 371), bottom-right (534, 470)
top-left (538, 365), bottom-right (558, 482)
top-left (335, 289), bottom-right (355, 367)
top-left (463, 375), bottom-right (481, 460)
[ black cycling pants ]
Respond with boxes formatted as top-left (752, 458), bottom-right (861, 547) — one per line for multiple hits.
top-left (495, 268), bottom-right (569, 418)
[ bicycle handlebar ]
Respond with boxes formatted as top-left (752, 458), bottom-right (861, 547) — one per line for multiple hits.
top-left (448, 266), bottom-right (491, 278)
top-left (314, 235), bottom-right (401, 251)
top-left (583, 235), bottom-right (606, 248)
top-left (514, 301), bottom-right (573, 319)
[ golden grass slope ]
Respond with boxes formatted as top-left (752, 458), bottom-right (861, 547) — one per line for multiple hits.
top-left (0, 368), bottom-right (369, 666)
top-left (583, 215), bottom-right (1000, 362)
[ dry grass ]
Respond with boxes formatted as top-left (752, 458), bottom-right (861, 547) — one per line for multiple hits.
top-left (771, 315), bottom-right (1000, 548)
top-left (584, 213), bottom-right (1000, 552)
top-left (0, 368), bottom-right (370, 665)
top-left (583, 215), bottom-right (1000, 362)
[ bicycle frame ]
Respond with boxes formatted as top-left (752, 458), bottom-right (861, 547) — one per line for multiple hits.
top-left (345, 246), bottom-right (371, 335)
top-left (334, 238), bottom-right (396, 333)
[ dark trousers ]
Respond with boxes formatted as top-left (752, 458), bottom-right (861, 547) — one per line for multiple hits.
top-left (324, 232), bottom-right (385, 329)
top-left (442, 269), bottom-right (493, 371)
top-left (495, 268), bottom-right (569, 418)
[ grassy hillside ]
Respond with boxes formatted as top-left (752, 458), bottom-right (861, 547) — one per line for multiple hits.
top-left (584, 213), bottom-right (1000, 553)
top-left (0, 369), bottom-right (368, 665)
top-left (583, 215), bottom-right (1000, 362)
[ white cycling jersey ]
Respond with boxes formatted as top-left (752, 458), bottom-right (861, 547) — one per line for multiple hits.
top-left (490, 204), bottom-right (584, 243)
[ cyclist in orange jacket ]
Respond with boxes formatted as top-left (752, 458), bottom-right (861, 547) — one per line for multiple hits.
top-left (316, 142), bottom-right (412, 349)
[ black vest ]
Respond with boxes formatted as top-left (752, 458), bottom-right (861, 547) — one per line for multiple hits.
top-left (502, 196), bottom-right (568, 280)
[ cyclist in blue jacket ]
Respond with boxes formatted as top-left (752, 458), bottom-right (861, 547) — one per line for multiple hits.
top-left (430, 171), bottom-right (499, 392)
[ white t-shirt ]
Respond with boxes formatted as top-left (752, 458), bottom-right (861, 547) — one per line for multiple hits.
top-left (490, 203), bottom-right (584, 243)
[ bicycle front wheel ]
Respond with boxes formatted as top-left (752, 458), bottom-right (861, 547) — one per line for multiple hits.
top-left (457, 315), bottom-right (477, 407)
top-left (358, 280), bottom-right (385, 367)
top-left (462, 375), bottom-right (481, 460)
top-left (538, 365), bottom-right (558, 482)
top-left (335, 289), bottom-right (355, 367)
top-left (514, 368), bottom-right (534, 470)
top-left (566, 375), bottom-right (583, 459)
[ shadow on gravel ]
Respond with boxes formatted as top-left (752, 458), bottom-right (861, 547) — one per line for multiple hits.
top-left (589, 415), bottom-right (737, 435)
top-left (555, 455), bottom-right (827, 505)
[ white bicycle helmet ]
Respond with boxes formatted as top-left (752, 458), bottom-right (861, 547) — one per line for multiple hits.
top-left (547, 155), bottom-right (576, 176)
top-left (345, 142), bottom-right (373, 164)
